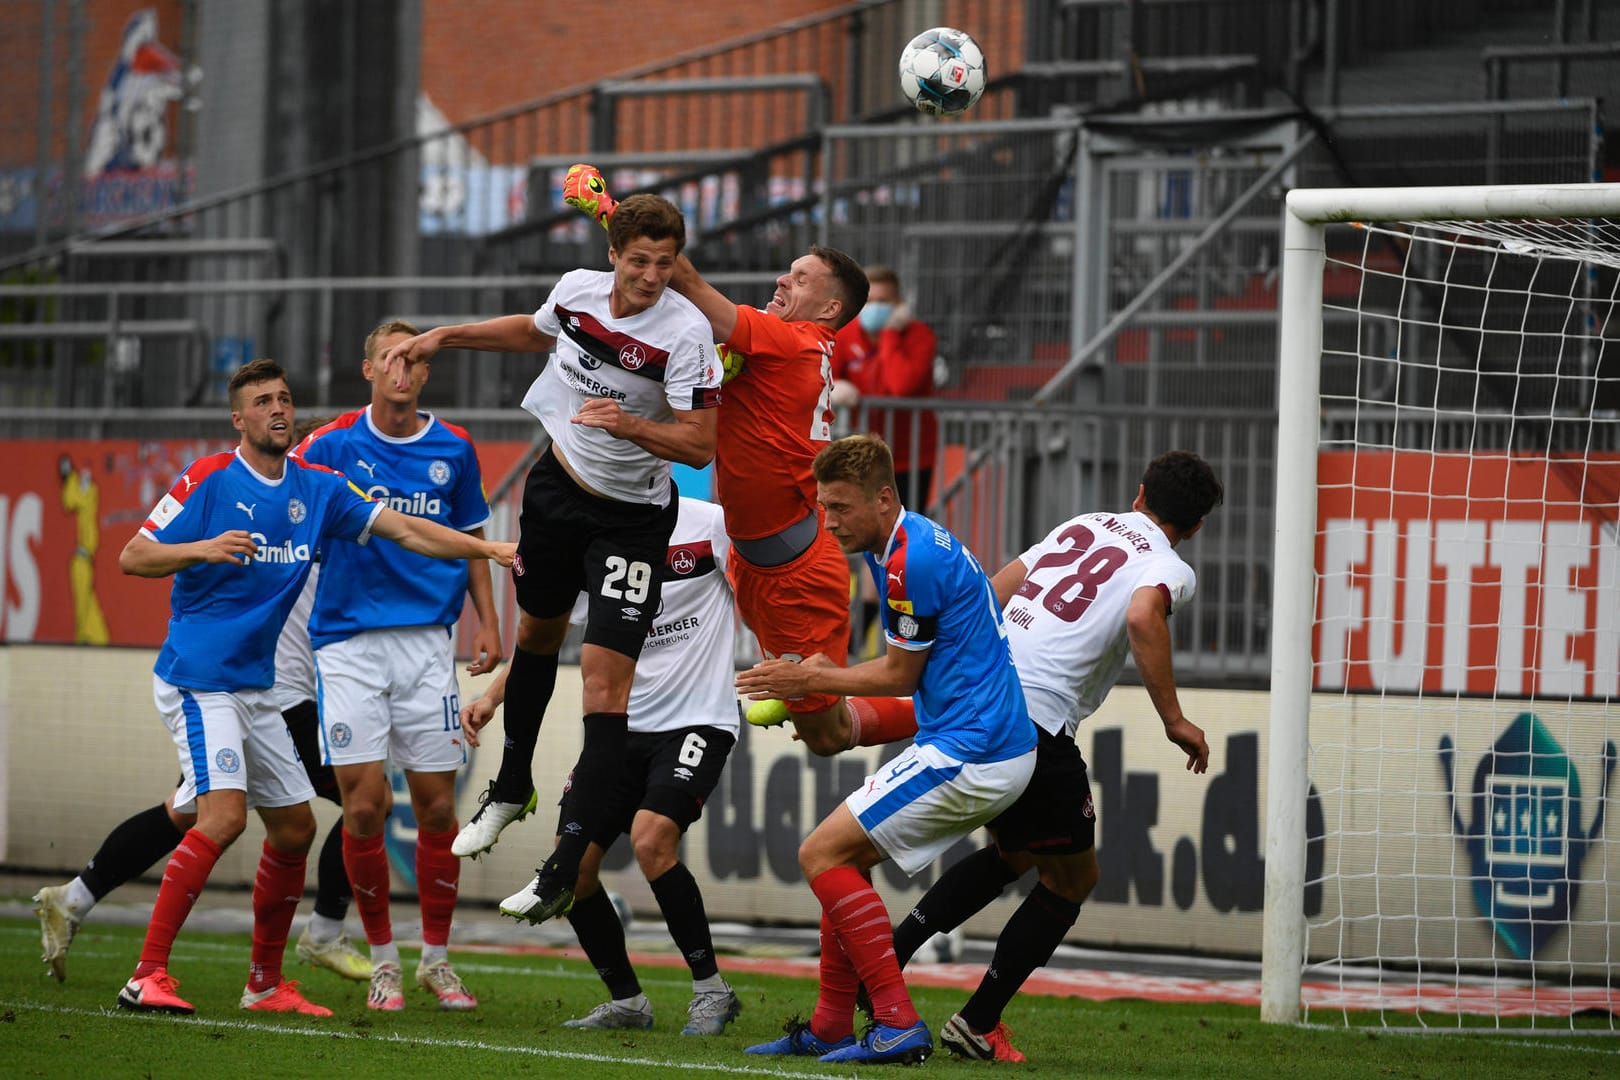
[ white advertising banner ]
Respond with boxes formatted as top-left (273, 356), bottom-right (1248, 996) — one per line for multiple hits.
top-left (5, 645), bottom-right (1613, 968)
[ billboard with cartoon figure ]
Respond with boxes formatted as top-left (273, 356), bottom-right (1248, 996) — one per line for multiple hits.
top-left (1441, 712), bottom-right (1615, 960)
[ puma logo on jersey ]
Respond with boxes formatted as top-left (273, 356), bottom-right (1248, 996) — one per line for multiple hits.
top-left (235, 501), bottom-right (256, 520)
top-left (180, 474), bottom-right (197, 492)
top-left (354, 457), bottom-right (378, 479)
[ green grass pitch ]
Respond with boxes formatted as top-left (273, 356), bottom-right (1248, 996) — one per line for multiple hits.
top-left (0, 917), bottom-right (1615, 1078)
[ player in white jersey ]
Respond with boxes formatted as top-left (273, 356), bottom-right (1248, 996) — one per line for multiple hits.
top-left (377, 195), bottom-right (720, 927)
top-left (293, 320), bottom-right (503, 1012)
top-left (113, 359), bottom-right (514, 1019)
top-left (460, 497), bottom-right (743, 1035)
top-left (887, 449), bottom-right (1222, 1063)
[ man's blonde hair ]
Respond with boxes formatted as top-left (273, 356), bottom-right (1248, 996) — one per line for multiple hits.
top-left (812, 434), bottom-right (896, 500)
top-left (364, 319), bottom-right (422, 360)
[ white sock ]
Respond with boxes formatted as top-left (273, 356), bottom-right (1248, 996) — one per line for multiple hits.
top-left (64, 877), bottom-right (97, 920)
top-left (306, 912), bottom-right (344, 944)
top-left (370, 940), bottom-right (401, 968)
top-left (616, 992), bottom-right (649, 1010)
top-left (420, 943), bottom-right (448, 967)
top-left (692, 974), bottom-right (728, 995)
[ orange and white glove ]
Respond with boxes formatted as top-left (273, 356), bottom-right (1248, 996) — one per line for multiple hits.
top-left (563, 163), bottom-right (616, 230)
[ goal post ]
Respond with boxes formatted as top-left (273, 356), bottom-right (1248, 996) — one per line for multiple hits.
top-left (1262, 183), bottom-right (1620, 1026)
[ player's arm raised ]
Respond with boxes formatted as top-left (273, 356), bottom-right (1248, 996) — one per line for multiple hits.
top-left (1125, 584), bottom-right (1209, 773)
top-left (562, 163), bottom-right (739, 342)
top-left (377, 315), bottom-right (556, 391)
top-left (119, 530), bottom-right (258, 577)
top-left (668, 256), bottom-right (739, 342)
top-left (369, 508), bottom-right (516, 567)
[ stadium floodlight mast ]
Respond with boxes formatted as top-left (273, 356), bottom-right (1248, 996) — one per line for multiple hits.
top-left (1263, 183), bottom-right (1620, 1026)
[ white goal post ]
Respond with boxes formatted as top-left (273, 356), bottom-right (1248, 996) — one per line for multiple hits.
top-left (1262, 183), bottom-right (1620, 1026)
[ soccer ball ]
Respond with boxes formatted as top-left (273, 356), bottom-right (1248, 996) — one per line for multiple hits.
top-left (898, 27), bottom-right (987, 117)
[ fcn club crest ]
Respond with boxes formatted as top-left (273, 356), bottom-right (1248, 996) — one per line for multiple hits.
top-left (1439, 712), bottom-right (1615, 958)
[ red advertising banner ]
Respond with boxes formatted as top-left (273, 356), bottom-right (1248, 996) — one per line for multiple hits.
top-left (0, 438), bottom-right (533, 647)
top-left (1315, 451), bottom-right (1620, 697)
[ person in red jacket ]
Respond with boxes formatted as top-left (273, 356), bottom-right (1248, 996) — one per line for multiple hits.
top-left (830, 265), bottom-right (938, 509)
top-left (832, 267), bottom-right (938, 655)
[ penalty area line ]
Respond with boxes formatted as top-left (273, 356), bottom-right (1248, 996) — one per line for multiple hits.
top-left (0, 999), bottom-right (854, 1078)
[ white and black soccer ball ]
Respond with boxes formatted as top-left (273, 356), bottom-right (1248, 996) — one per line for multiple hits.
top-left (898, 27), bottom-right (987, 117)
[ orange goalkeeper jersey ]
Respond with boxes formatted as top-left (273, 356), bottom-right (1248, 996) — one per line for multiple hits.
top-left (714, 304), bottom-right (837, 541)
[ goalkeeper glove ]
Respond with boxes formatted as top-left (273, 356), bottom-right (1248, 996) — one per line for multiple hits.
top-left (563, 163), bottom-right (616, 230)
top-left (716, 342), bottom-right (747, 384)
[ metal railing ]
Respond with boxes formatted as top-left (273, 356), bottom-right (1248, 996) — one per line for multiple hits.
top-left (1483, 40), bottom-right (1620, 100)
top-left (1, 101), bottom-right (1600, 415)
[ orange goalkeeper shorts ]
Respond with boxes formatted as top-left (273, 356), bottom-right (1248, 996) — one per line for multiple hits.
top-left (730, 524), bottom-right (851, 715)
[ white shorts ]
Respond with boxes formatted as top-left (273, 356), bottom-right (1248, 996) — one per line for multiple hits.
top-left (155, 676), bottom-right (315, 812)
top-left (315, 626), bottom-right (465, 772)
top-left (846, 741), bottom-right (1036, 877)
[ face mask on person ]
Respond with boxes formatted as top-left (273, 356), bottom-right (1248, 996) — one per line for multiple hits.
top-left (858, 301), bottom-right (894, 335)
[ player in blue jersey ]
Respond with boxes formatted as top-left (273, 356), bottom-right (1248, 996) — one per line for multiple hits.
top-left (114, 359), bottom-right (515, 1019)
top-left (293, 320), bottom-right (503, 1011)
top-left (32, 566), bottom-right (371, 986)
top-left (376, 195), bottom-right (720, 928)
top-left (734, 434), bottom-right (1037, 1066)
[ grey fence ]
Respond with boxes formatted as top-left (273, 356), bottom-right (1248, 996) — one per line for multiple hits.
top-left (4, 101), bottom-right (1597, 414)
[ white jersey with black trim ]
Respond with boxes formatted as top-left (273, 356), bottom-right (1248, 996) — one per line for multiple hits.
top-left (273, 565), bottom-right (318, 711)
top-left (1002, 510), bottom-right (1196, 739)
top-left (524, 269), bottom-right (720, 506)
top-left (569, 497), bottom-right (740, 735)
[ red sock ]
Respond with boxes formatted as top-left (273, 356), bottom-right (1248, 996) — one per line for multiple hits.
top-left (811, 911), bottom-right (860, 1043)
top-left (415, 827), bottom-right (459, 948)
top-left (846, 697), bottom-right (919, 748)
top-left (134, 828), bottom-right (223, 978)
top-left (248, 841), bottom-right (307, 992)
top-left (810, 866), bottom-right (919, 1029)
top-left (342, 827), bottom-right (393, 945)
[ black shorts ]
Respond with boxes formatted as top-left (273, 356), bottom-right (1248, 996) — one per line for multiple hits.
top-left (281, 699), bottom-right (340, 805)
top-left (986, 726), bottom-right (1095, 855)
top-left (512, 449), bottom-right (678, 659)
top-left (557, 724), bottom-right (736, 846)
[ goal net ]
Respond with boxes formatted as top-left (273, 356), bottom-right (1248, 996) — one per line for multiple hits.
top-left (1262, 184), bottom-right (1620, 1029)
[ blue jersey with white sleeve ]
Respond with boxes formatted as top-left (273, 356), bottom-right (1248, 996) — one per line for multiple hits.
top-left (295, 409), bottom-right (491, 649)
top-left (865, 509), bottom-right (1034, 764)
top-left (141, 449), bottom-right (382, 693)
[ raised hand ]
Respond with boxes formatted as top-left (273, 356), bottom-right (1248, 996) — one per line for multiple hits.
top-left (563, 163), bottom-right (616, 230)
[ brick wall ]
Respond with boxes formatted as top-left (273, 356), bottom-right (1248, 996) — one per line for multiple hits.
top-left (419, 0), bottom-right (848, 127)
